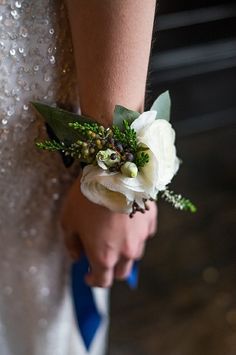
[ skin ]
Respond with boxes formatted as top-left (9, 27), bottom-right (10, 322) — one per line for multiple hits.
top-left (62, 0), bottom-right (157, 287)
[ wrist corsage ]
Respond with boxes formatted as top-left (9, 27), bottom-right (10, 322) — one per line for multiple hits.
top-left (32, 91), bottom-right (196, 217)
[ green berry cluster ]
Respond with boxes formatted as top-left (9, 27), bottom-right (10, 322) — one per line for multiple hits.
top-left (36, 122), bottom-right (106, 162)
top-left (68, 121), bottom-right (103, 136)
top-left (61, 122), bottom-right (107, 162)
top-left (36, 119), bottom-right (150, 169)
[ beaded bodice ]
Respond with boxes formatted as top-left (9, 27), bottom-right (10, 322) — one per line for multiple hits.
top-left (0, 0), bottom-right (78, 239)
top-left (0, 2), bottom-right (81, 353)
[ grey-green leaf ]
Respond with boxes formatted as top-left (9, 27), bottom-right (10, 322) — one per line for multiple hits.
top-left (150, 90), bottom-right (171, 121)
top-left (31, 102), bottom-right (96, 145)
top-left (113, 105), bottom-right (140, 129)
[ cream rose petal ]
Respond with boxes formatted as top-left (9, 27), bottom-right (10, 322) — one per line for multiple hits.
top-left (138, 119), bottom-right (179, 190)
top-left (131, 110), bottom-right (157, 136)
top-left (81, 165), bottom-right (150, 213)
top-left (81, 166), bottom-right (130, 212)
top-left (98, 171), bottom-right (150, 207)
top-left (139, 149), bottom-right (159, 198)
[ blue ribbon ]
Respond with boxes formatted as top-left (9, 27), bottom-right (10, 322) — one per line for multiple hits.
top-left (71, 255), bottom-right (139, 350)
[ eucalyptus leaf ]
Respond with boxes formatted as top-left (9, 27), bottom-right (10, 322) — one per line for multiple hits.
top-left (150, 90), bottom-right (171, 121)
top-left (31, 102), bottom-right (96, 145)
top-left (113, 105), bottom-right (140, 129)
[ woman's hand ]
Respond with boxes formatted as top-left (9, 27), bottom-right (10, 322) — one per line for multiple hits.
top-left (60, 174), bottom-right (157, 288)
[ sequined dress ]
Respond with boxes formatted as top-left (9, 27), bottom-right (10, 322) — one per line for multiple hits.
top-left (0, 1), bottom-right (108, 354)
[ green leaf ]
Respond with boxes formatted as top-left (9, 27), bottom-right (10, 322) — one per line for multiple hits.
top-left (113, 105), bottom-right (140, 129)
top-left (30, 102), bottom-right (96, 145)
top-left (150, 90), bottom-right (171, 121)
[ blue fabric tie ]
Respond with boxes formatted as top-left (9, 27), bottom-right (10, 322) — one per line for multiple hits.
top-left (71, 255), bottom-right (139, 350)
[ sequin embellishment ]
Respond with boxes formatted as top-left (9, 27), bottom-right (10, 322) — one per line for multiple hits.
top-left (0, 2), bottom-right (82, 354)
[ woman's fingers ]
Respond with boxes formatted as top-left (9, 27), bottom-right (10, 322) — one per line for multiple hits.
top-left (114, 258), bottom-right (133, 280)
top-left (64, 217), bottom-right (156, 286)
top-left (114, 238), bottom-right (147, 280)
top-left (85, 267), bottom-right (114, 288)
top-left (85, 248), bottom-right (118, 288)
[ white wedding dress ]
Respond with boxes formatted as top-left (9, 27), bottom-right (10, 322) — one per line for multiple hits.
top-left (0, 1), bottom-right (108, 354)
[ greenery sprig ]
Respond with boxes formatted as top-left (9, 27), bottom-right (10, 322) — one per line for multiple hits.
top-left (35, 140), bottom-right (64, 152)
top-left (112, 120), bottom-right (137, 152)
top-left (161, 189), bottom-right (197, 213)
top-left (135, 151), bottom-right (150, 167)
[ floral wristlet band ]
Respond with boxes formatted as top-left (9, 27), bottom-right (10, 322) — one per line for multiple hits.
top-left (32, 91), bottom-right (196, 216)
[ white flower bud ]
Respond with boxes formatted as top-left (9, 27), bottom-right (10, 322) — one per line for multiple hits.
top-left (96, 149), bottom-right (120, 170)
top-left (121, 162), bottom-right (138, 178)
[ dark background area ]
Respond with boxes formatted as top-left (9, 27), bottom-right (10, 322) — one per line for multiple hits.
top-left (109, 1), bottom-right (236, 354)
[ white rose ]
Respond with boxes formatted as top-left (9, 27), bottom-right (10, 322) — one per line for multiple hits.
top-left (80, 110), bottom-right (179, 213)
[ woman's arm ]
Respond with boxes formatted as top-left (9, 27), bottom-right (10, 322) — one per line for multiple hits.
top-left (62, 0), bottom-right (157, 287)
top-left (66, 0), bottom-right (156, 124)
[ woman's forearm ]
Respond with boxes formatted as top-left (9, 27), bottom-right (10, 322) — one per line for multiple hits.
top-left (66, 0), bottom-right (156, 126)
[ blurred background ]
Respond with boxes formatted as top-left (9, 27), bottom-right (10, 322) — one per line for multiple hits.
top-left (108, 0), bottom-right (236, 354)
